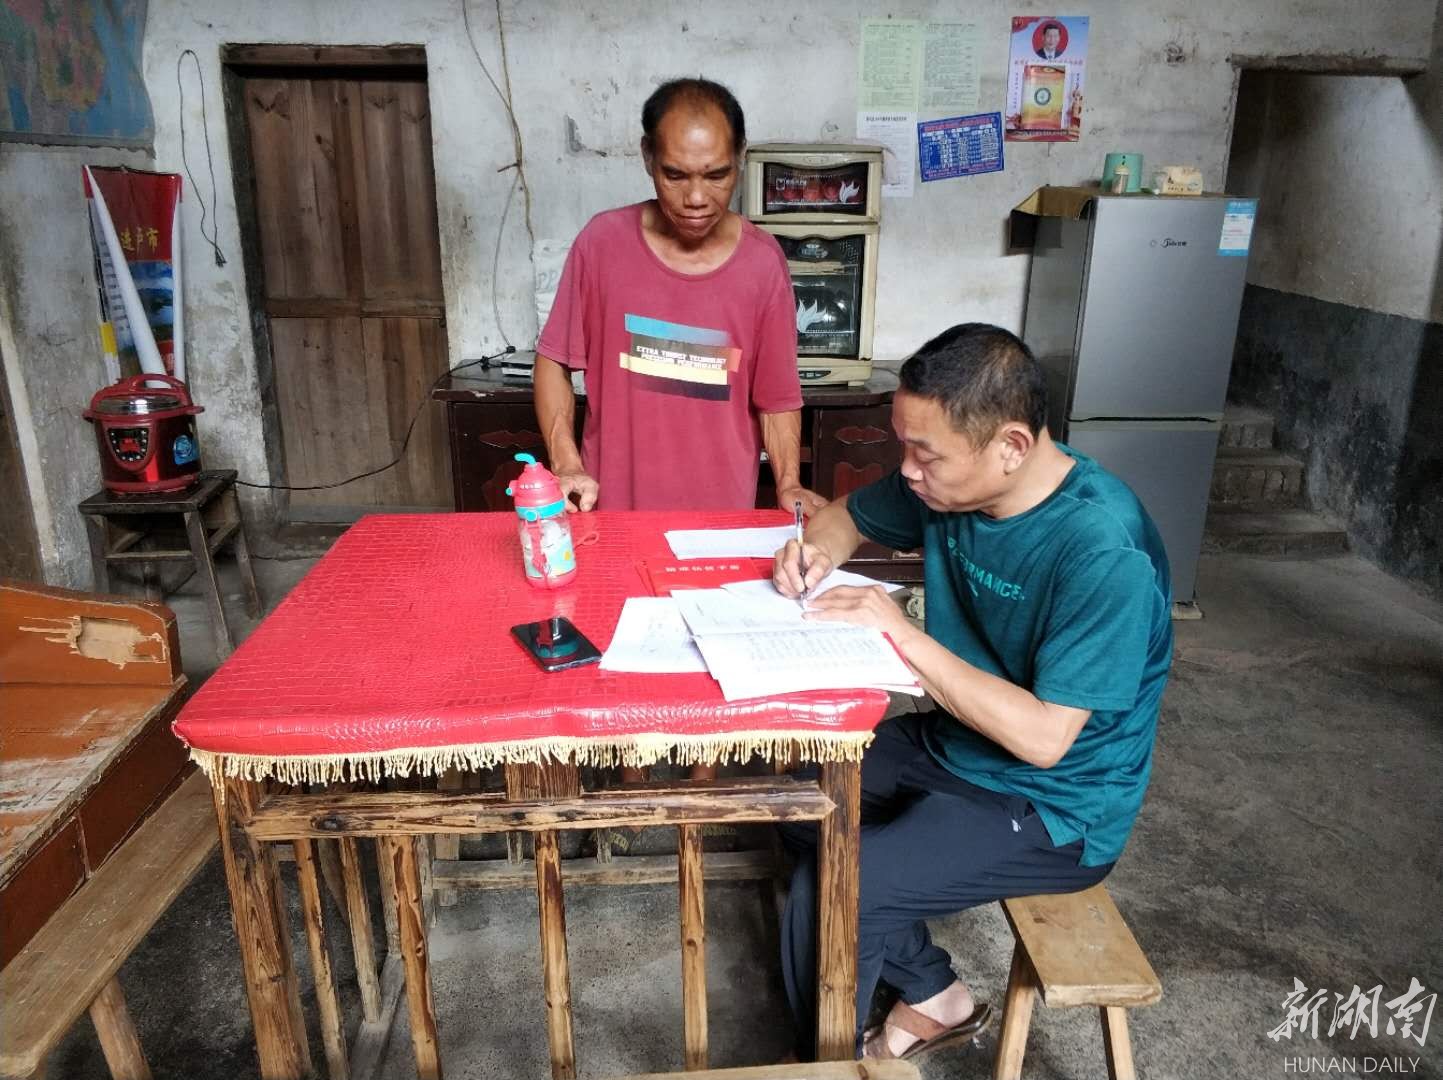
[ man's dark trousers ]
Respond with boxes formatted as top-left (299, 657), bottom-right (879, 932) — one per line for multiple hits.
top-left (781, 712), bottom-right (1112, 1058)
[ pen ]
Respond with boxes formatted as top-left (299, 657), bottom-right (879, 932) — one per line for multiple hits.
top-left (794, 500), bottom-right (808, 607)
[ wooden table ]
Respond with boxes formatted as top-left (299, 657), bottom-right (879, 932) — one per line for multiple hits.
top-left (174, 511), bottom-right (887, 1079)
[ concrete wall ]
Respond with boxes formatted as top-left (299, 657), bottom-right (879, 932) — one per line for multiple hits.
top-left (1226, 5), bottom-right (1442, 598)
top-left (0, 144), bottom-right (154, 587)
top-left (1229, 67), bottom-right (1442, 323)
top-left (4, 0), bottom-right (1437, 585)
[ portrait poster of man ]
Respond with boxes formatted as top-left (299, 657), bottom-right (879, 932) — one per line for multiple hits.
top-left (1004, 16), bottom-right (1089, 142)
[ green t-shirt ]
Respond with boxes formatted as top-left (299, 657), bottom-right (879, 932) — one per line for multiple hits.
top-left (848, 446), bottom-right (1173, 866)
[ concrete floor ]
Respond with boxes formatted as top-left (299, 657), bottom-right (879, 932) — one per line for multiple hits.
top-left (46, 547), bottom-right (1443, 1079)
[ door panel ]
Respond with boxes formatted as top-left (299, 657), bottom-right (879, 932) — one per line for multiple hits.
top-left (361, 317), bottom-right (450, 506)
top-left (269, 317), bottom-right (397, 507)
top-left (243, 79), bottom-right (350, 302)
top-left (355, 81), bottom-right (444, 304)
top-left (240, 64), bottom-right (450, 516)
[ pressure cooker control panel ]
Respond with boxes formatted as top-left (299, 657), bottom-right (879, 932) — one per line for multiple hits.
top-left (107, 426), bottom-right (151, 463)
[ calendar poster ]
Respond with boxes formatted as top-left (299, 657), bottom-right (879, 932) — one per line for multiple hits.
top-left (1004, 16), bottom-right (1089, 142)
top-left (918, 113), bottom-right (1004, 181)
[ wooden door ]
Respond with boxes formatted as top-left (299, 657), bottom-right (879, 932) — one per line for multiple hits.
top-left (239, 67), bottom-right (450, 515)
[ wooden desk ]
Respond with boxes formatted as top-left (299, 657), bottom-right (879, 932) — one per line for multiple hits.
top-left (175, 512), bottom-right (887, 1078)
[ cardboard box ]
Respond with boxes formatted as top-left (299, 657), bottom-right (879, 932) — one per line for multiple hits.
top-left (1008, 183), bottom-right (1214, 251)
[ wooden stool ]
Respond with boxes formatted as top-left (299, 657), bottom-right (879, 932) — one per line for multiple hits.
top-left (994, 884), bottom-right (1161, 1080)
top-left (79, 470), bottom-right (261, 658)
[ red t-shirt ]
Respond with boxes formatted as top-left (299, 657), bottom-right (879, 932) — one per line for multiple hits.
top-left (537, 203), bottom-right (802, 510)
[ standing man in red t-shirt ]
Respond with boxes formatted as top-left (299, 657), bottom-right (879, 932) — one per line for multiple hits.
top-left (534, 76), bottom-right (825, 516)
top-left (536, 77), bottom-right (824, 785)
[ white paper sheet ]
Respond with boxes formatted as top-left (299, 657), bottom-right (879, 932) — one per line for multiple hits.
top-left (664, 525), bottom-right (797, 560)
top-left (721, 571), bottom-right (906, 604)
top-left (600, 597), bottom-right (708, 674)
top-left (857, 110), bottom-right (917, 198)
top-left (923, 22), bottom-right (981, 112)
top-left (672, 588), bottom-right (807, 637)
top-left (695, 626), bottom-right (923, 702)
top-left (668, 587), bottom-right (922, 700)
top-left (858, 17), bottom-right (923, 112)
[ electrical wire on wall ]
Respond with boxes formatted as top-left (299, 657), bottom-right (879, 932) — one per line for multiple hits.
top-left (461, 0), bottom-right (536, 349)
top-left (235, 349), bottom-right (511, 492)
top-left (175, 49), bottom-right (228, 268)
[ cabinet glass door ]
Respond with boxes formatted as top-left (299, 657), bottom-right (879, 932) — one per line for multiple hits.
top-left (763, 161), bottom-right (871, 216)
top-left (778, 234), bottom-right (865, 358)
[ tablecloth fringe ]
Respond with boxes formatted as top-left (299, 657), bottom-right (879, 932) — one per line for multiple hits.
top-left (189, 730), bottom-right (875, 787)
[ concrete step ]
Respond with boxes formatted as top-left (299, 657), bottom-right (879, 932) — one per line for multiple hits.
top-left (1203, 508), bottom-right (1349, 557)
top-left (1220, 404), bottom-right (1275, 449)
top-left (1209, 447), bottom-right (1306, 509)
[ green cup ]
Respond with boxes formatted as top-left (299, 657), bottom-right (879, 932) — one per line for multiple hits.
top-left (1102, 152), bottom-right (1143, 193)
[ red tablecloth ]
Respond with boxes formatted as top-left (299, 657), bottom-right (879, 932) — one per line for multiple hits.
top-left (174, 512), bottom-right (889, 783)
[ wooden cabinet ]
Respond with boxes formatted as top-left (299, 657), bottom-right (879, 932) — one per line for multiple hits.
top-left (445, 397), bottom-right (585, 514)
top-left (433, 363), bottom-right (921, 580)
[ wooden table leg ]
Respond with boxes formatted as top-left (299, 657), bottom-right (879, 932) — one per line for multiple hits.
top-left (339, 836), bottom-right (384, 1024)
top-left (815, 761), bottom-right (861, 1061)
top-left (225, 486), bottom-right (264, 617)
top-left (88, 975), bottom-right (153, 1080)
top-left (434, 769), bottom-right (462, 908)
top-left (84, 514), bottom-right (110, 594)
top-left (295, 838), bottom-right (350, 1080)
top-left (382, 834), bottom-right (443, 1080)
top-left (211, 776), bottom-right (312, 1080)
top-left (184, 509), bottom-right (234, 658)
top-left (677, 823), bottom-right (708, 1070)
top-left (507, 761), bottom-right (581, 1080)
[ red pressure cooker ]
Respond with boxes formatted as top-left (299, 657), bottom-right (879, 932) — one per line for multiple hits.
top-left (84, 374), bottom-right (205, 494)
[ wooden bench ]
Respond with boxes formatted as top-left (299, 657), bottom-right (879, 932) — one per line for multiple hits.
top-left (606, 1063), bottom-right (920, 1080)
top-left (0, 773), bottom-right (217, 1079)
top-left (0, 581), bottom-right (217, 1079)
top-left (994, 884), bottom-right (1162, 1080)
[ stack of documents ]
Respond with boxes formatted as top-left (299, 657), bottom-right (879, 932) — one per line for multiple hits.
top-left (602, 581), bottom-right (920, 702)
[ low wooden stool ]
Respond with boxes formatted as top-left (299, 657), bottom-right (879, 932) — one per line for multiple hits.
top-left (994, 884), bottom-right (1161, 1080)
top-left (606, 1062), bottom-right (920, 1080)
top-left (79, 469), bottom-right (261, 658)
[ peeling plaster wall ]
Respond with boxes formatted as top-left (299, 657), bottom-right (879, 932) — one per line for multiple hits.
top-left (0, 144), bottom-right (153, 588)
top-left (1225, 2), bottom-right (1443, 597)
top-left (7, 0), bottom-right (1436, 586)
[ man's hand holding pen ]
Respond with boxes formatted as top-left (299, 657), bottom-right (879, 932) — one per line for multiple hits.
top-left (775, 505), bottom-right (832, 602)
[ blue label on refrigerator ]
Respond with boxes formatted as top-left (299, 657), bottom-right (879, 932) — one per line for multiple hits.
top-left (1219, 199), bottom-right (1257, 256)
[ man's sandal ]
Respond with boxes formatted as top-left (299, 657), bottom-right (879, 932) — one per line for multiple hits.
top-left (864, 999), bottom-right (994, 1060)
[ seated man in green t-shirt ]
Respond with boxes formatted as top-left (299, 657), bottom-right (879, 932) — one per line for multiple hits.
top-left (773, 322), bottom-right (1173, 1061)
